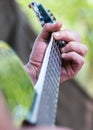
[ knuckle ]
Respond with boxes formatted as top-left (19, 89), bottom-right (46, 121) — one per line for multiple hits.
top-left (79, 57), bottom-right (85, 66)
top-left (81, 44), bottom-right (88, 56)
top-left (70, 42), bottom-right (77, 50)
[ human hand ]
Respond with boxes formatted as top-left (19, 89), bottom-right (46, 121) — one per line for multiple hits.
top-left (25, 22), bottom-right (88, 84)
top-left (25, 22), bottom-right (62, 84)
top-left (53, 29), bottom-right (88, 83)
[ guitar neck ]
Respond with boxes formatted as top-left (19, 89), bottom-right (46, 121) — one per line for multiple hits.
top-left (27, 2), bottom-right (65, 126)
top-left (36, 37), bottom-right (62, 125)
top-left (27, 37), bottom-right (62, 125)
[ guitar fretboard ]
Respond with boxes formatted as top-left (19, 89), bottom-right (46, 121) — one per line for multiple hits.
top-left (37, 38), bottom-right (62, 125)
top-left (28, 37), bottom-right (62, 125)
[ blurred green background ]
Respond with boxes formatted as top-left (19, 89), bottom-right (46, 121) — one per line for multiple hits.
top-left (17, 0), bottom-right (93, 97)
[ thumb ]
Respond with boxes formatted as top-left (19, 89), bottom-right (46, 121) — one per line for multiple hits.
top-left (37, 22), bottom-right (62, 41)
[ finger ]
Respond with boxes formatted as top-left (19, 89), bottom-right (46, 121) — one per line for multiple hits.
top-left (61, 42), bottom-right (88, 56)
top-left (62, 52), bottom-right (85, 68)
top-left (37, 22), bottom-right (62, 41)
top-left (53, 29), bottom-right (81, 42)
top-left (30, 126), bottom-right (72, 130)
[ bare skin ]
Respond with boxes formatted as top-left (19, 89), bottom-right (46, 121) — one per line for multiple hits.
top-left (25, 22), bottom-right (88, 84)
top-left (0, 22), bottom-right (88, 130)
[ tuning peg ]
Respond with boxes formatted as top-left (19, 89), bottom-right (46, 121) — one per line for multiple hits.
top-left (39, 17), bottom-right (44, 22)
top-left (29, 4), bottom-right (32, 8)
top-left (47, 9), bottom-right (51, 12)
top-left (50, 13), bottom-right (54, 16)
top-left (29, 2), bottom-right (35, 8)
top-left (53, 17), bottom-right (56, 21)
top-left (49, 13), bottom-right (56, 21)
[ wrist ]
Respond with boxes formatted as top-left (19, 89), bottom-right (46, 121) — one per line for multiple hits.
top-left (24, 63), bottom-right (37, 85)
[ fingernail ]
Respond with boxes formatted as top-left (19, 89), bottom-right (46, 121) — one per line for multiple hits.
top-left (53, 33), bottom-right (60, 38)
top-left (62, 53), bottom-right (66, 58)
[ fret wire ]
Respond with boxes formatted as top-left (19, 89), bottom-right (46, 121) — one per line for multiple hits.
top-left (36, 39), bottom-right (62, 125)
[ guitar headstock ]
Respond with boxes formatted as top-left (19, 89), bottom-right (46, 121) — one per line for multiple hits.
top-left (29, 2), bottom-right (67, 48)
top-left (29, 2), bottom-right (56, 26)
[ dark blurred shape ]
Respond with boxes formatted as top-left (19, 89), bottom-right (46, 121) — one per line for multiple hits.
top-left (56, 79), bottom-right (93, 130)
top-left (0, 0), bottom-right (36, 63)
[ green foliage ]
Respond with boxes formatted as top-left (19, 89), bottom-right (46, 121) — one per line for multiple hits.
top-left (0, 41), bottom-right (35, 125)
top-left (17, 0), bottom-right (93, 97)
